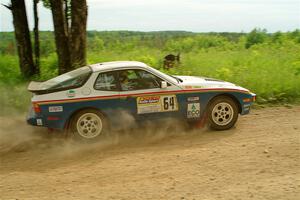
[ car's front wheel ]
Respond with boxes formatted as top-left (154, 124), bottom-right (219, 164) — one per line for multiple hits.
top-left (70, 109), bottom-right (108, 141)
top-left (208, 96), bottom-right (239, 130)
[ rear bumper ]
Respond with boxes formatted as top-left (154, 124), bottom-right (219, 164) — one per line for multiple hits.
top-left (26, 115), bottom-right (42, 126)
top-left (26, 106), bottom-right (44, 127)
top-left (26, 106), bottom-right (65, 130)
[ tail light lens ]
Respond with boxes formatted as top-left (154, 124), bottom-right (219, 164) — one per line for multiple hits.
top-left (33, 103), bottom-right (41, 113)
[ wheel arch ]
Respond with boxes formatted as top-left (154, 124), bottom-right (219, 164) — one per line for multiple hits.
top-left (64, 107), bottom-right (108, 130)
top-left (207, 93), bottom-right (242, 114)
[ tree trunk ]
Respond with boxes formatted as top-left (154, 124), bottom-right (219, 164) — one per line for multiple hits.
top-left (70, 0), bottom-right (87, 68)
top-left (33, 0), bottom-right (40, 75)
top-left (8, 0), bottom-right (35, 78)
top-left (64, 0), bottom-right (70, 34)
top-left (49, 0), bottom-right (71, 74)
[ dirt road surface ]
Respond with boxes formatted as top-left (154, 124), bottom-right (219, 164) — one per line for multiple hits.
top-left (0, 106), bottom-right (299, 200)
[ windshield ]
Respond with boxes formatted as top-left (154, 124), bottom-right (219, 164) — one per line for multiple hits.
top-left (169, 75), bottom-right (183, 83)
top-left (146, 67), bottom-right (178, 84)
top-left (40, 66), bottom-right (92, 90)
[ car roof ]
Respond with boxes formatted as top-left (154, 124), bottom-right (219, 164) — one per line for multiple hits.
top-left (89, 61), bottom-right (148, 72)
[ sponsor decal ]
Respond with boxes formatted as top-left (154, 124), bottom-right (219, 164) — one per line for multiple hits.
top-left (36, 119), bottom-right (43, 126)
top-left (243, 104), bottom-right (251, 111)
top-left (187, 96), bottom-right (200, 102)
top-left (244, 107), bottom-right (250, 111)
top-left (137, 95), bottom-right (178, 114)
top-left (137, 96), bottom-right (161, 114)
top-left (138, 96), bottom-right (160, 104)
top-left (192, 85), bottom-right (203, 89)
top-left (185, 85), bottom-right (203, 89)
top-left (67, 90), bottom-right (76, 98)
top-left (243, 104), bottom-right (251, 108)
top-left (187, 103), bottom-right (200, 118)
top-left (49, 106), bottom-right (63, 113)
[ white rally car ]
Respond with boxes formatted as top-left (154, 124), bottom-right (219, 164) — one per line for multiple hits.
top-left (27, 61), bottom-right (256, 141)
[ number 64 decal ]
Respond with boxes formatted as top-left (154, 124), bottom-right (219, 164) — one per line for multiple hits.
top-left (162, 95), bottom-right (178, 111)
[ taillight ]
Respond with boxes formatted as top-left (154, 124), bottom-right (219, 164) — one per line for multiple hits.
top-left (33, 103), bottom-right (41, 113)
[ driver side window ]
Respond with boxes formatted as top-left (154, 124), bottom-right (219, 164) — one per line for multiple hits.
top-left (118, 70), bottom-right (139, 91)
top-left (136, 69), bottom-right (162, 89)
top-left (118, 69), bottom-right (163, 91)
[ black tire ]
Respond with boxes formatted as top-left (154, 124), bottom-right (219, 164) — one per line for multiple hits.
top-left (69, 109), bottom-right (108, 141)
top-left (207, 96), bottom-right (239, 130)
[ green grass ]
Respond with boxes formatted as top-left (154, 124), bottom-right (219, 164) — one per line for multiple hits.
top-left (166, 45), bottom-right (300, 103)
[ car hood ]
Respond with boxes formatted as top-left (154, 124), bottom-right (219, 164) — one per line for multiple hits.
top-left (174, 75), bottom-right (249, 92)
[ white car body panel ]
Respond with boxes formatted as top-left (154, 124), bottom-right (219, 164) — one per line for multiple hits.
top-left (175, 75), bottom-right (250, 92)
top-left (30, 61), bottom-right (250, 103)
top-left (31, 62), bottom-right (182, 103)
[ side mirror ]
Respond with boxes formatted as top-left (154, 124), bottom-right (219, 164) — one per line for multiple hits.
top-left (161, 81), bottom-right (167, 89)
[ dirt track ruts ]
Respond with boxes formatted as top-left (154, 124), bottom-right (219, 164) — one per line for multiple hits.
top-left (0, 106), bottom-right (300, 200)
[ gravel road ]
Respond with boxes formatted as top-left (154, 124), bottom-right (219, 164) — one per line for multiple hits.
top-left (0, 106), bottom-right (299, 200)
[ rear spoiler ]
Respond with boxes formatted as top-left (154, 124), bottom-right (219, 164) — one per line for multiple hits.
top-left (27, 81), bottom-right (43, 92)
top-left (27, 81), bottom-right (82, 95)
top-left (27, 81), bottom-right (54, 95)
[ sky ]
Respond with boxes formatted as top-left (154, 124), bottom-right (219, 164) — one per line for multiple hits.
top-left (0, 0), bottom-right (299, 32)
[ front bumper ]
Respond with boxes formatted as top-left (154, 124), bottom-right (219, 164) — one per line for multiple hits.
top-left (251, 93), bottom-right (256, 102)
top-left (241, 92), bottom-right (256, 115)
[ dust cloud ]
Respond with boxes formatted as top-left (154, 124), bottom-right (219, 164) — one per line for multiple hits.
top-left (0, 112), bottom-right (202, 158)
top-left (0, 115), bottom-right (47, 154)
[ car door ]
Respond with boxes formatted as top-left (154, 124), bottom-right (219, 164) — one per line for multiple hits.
top-left (92, 70), bottom-right (122, 127)
top-left (117, 68), bottom-right (182, 122)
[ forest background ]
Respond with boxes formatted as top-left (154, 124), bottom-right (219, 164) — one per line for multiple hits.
top-left (0, 29), bottom-right (300, 114)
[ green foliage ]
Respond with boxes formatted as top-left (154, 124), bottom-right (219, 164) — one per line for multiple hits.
top-left (41, 0), bottom-right (51, 9)
top-left (0, 84), bottom-right (31, 115)
top-left (245, 28), bottom-right (267, 48)
top-left (0, 29), bottom-right (299, 114)
top-left (0, 55), bottom-right (24, 84)
top-left (164, 35), bottom-right (230, 52)
top-left (39, 53), bottom-right (59, 80)
top-left (88, 36), bottom-right (104, 52)
top-left (271, 31), bottom-right (284, 44)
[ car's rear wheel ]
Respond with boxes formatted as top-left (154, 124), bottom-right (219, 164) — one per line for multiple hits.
top-left (70, 109), bottom-right (108, 141)
top-left (208, 96), bottom-right (239, 130)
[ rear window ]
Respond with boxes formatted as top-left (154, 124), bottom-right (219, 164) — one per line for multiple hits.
top-left (40, 66), bottom-right (92, 90)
